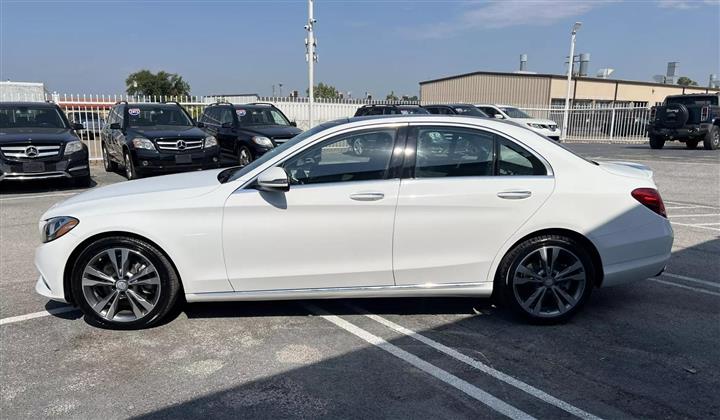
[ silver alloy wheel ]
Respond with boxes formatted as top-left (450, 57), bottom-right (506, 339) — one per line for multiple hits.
top-left (713, 129), bottom-right (719, 147)
top-left (512, 246), bottom-right (586, 318)
top-left (103, 146), bottom-right (110, 170)
top-left (239, 148), bottom-right (252, 166)
top-left (81, 248), bottom-right (161, 322)
top-left (125, 153), bottom-right (133, 179)
top-left (352, 138), bottom-right (364, 156)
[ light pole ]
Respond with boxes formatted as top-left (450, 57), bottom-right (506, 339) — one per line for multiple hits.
top-left (305, 0), bottom-right (317, 128)
top-left (561, 22), bottom-right (581, 142)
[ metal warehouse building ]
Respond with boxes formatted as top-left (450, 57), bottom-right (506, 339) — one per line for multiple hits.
top-left (419, 71), bottom-right (719, 108)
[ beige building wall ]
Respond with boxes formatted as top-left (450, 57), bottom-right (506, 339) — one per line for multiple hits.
top-left (550, 77), bottom-right (717, 105)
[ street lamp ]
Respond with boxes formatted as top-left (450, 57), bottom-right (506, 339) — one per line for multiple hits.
top-left (304, 0), bottom-right (317, 128)
top-left (561, 22), bottom-right (581, 142)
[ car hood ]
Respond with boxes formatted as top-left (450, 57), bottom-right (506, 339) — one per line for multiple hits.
top-left (598, 161), bottom-right (654, 180)
top-left (131, 126), bottom-right (207, 139)
top-left (238, 125), bottom-right (302, 138)
top-left (0, 128), bottom-right (79, 144)
top-left (510, 118), bottom-right (557, 126)
top-left (43, 169), bottom-right (226, 219)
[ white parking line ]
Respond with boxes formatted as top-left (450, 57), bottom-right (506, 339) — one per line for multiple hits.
top-left (307, 304), bottom-right (535, 420)
top-left (648, 278), bottom-right (720, 297)
top-left (664, 201), bottom-right (720, 210)
top-left (0, 191), bottom-right (80, 202)
top-left (348, 305), bottom-right (603, 420)
top-left (668, 214), bottom-right (720, 218)
top-left (661, 273), bottom-right (720, 289)
top-left (0, 306), bottom-right (78, 326)
top-left (670, 222), bottom-right (720, 232)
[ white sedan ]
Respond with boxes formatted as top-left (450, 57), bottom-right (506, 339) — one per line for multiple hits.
top-left (35, 115), bottom-right (673, 328)
top-left (476, 104), bottom-right (560, 141)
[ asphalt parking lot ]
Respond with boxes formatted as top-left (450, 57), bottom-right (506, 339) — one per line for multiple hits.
top-left (1, 142), bottom-right (718, 419)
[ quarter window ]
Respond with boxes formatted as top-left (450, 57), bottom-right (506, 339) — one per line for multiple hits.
top-left (497, 138), bottom-right (546, 176)
top-left (415, 127), bottom-right (494, 178)
top-left (282, 129), bottom-right (396, 185)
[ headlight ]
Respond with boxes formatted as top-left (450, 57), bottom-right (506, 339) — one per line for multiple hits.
top-left (252, 136), bottom-right (273, 147)
top-left (42, 216), bottom-right (79, 243)
top-left (132, 137), bottom-right (156, 151)
top-left (63, 141), bottom-right (84, 155)
top-left (528, 123), bottom-right (543, 129)
top-left (204, 135), bottom-right (218, 148)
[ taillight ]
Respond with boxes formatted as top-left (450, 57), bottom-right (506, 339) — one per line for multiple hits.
top-left (632, 188), bottom-right (666, 218)
top-left (700, 106), bottom-right (709, 121)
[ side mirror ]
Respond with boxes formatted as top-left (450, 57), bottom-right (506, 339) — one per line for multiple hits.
top-left (290, 121), bottom-right (297, 127)
top-left (196, 121), bottom-right (205, 128)
top-left (72, 123), bottom-right (85, 130)
top-left (493, 114), bottom-right (504, 119)
top-left (109, 122), bottom-right (122, 130)
top-left (256, 167), bottom-right (290, 192)
top-left (221, 122), bottom-right (234, 129)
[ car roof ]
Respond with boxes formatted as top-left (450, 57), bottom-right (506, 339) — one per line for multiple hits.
top-left (0, 102), bottom-right (58, 108)
top-left (666, 93), bottom-right (719, 98)
top-left (424, 103), bottom-right (477, 107)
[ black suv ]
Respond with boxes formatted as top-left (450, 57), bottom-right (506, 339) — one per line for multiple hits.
top-left (0, 102), bottom-right (90, 186)
top-left (100, 102), bottom-right (220, 179)
top-left (647, 94), bottom-right (720, 150)
top-left (353, 104), bottom-right (429, 117)
top-left (199, 102), bottom-right (302, 166)
top-left (422, 104), bottom-right (488, 117)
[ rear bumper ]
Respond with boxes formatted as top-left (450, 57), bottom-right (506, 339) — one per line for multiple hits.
top-left (647, 124), bottom-right (710, 139)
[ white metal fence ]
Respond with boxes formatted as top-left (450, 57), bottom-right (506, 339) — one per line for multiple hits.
top-left (0, 92), bottom-right (650, 160)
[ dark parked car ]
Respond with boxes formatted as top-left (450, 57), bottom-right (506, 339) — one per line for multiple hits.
top-left (199, 102), bottom-right (302, 166)
top-left (100, 102), bottom-right (220, 180)
top-left (353, 104), bottom-right (429, 117)
top-left (647, 93), bottom-right (720, 149)
top-left (0, 102), bottom-right (90, 186)
top-left (422, 104), bottom-right (488, 117)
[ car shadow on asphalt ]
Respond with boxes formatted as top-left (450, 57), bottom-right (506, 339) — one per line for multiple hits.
top-left (0, 177), bottom-right (96, 195)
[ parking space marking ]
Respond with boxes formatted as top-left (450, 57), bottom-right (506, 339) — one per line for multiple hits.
top-left (668, 214), bottom-right (720, 218)
top-left (346, 305), bottom-right (603, 420)
top-left (0, 191), bottom-right (81, 202)
top-left (664, 201), bottom-right (720, 210)
top-left (0, 306), bottom-right (78, 326)
top-left (661, 273), bottom-right (720, 289)
top-left (670, 222), bottom-right (720, 232)
top-left (307, 304), bottom-right (535, 420)
top-left (648, 278), bottom-right (720, 297)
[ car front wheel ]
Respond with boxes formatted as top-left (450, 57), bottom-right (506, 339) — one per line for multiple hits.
top-left (649, 135), bottom-right (665, 149)
top-left (704, 126), bottom-right (719, 150)
top-left (70, 236), bottom-right (181, 329)
top-left (124, 151), bottom-right (140, 180)
top-left (238, 146), bottom-right (253, 166)
top-left (495, 235), bottom-right (595, 323)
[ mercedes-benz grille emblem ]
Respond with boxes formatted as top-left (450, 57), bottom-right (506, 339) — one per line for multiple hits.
top-left (176, 140), bottom-right (186, 150)
top-left (25, 146), bottom-right (39, 158)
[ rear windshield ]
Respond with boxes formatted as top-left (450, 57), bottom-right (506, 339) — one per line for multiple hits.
top-left (666, 96), bottom-right (718, 106)
top-left (236, 107), bottom-right (291, 126)
top-left (0, 106), bottom-right (67, 129)
top-left (452, 106), bottom-right (487, 117)
top-left (395, 107), bottom-right (429, 115)
top-left (127, 105), bottom-right (192, 127)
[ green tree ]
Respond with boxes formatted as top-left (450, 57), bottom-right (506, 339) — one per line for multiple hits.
top-left (401, 95), bottom-right (419, 102)
top-left (307, 82), bottom-right (340, 99)
top-left (677, 76), bottom-right (698, 86)
top-left (125, 70), bottom-right (191, 97)
top-left (386, 91), bottom-right (399, 101)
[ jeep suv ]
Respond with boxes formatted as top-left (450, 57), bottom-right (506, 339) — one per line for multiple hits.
top-left (353, 104), bottom-right (429, 117)
top-left (0, 102), bottom-right (90, 186)
top-left (100, 102), bottom-right (220, 180)
top-left (647, 94), bottom-right (720, 150)
top-left (200, 102), bottom-right (302, 166)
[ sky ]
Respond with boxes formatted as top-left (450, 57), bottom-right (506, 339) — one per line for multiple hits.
top-left (0, 0), bottom-right (718, 98)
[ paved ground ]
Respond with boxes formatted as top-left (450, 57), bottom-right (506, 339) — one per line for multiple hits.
top-left (1, 143), bottom-right (718, 419)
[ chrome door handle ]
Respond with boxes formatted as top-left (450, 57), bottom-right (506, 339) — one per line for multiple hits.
top-left (497, 190), bottom-right (532, 199)
top-left (350, 192), bottom-right (385, 201)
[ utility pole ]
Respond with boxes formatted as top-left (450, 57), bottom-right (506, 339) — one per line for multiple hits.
top-left (305, 0), bottom-right (317, 127)
top-left (561, 22), bottom-right (581, 142)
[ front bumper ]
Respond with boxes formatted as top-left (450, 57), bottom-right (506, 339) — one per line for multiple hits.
top-left (0, 154), bottom-right (90, 181)
top-left (34, 230), bottom-right (84, 303)
top-left (528, 127), bottom-right (560, 140)
top-left (133, 147), bottom-right (221, 174)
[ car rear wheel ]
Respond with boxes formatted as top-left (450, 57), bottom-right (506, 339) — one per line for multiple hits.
top-left (704, 126), bottom-right (719, 150)
top-left (649, 135), bottom-right (665, 149)
top-left (124, 151), bottom-right (140, 180)
top-left (102, 144), bottom-right (117, 172)
top-left (685, 140), bottom-right (699, 149)
top-left (70, 236), bottom-right (181, 329)
top-left (238, 146), bottom-right (253, 166)
top-left (495, 235), bottom-right (595, 323)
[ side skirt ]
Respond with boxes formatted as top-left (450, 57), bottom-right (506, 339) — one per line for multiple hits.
top-left (185, 282), bottom-right (493, 303)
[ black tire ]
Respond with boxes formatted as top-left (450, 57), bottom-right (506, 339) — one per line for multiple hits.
top-left (685, 139), bottom-right (699, 150)
top-left (102, 144), bottom-right (118, 172)
top-left (704, 125), bottom-right (720, 150)
top-left (238, 145), bottom-right (253, 166)
top-left (649, 135), bottom-right (665, 150)
top-left (494, 234), bottom-right (596, 324)
top-left (70, 236), bottom-right (181, 329)
top-left (124, 150), bottom-right (140, 180)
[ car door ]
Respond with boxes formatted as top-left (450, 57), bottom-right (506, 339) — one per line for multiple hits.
top-left (216, 107), bottom-right (237, 156)
top-left (393, 124), bottom-right (554, 286)
top-left (222, 125), bottom-right (405, 291)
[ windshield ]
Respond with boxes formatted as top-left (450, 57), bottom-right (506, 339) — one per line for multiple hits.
top-left (127, 105), bottom-right (193, 127)
top-left (0, 106), bottom-right (67, 129)
top-left (500, 107), bottom-right (532, 119)
top-left (452, 106), bottom-right (487, 117)
top-left (396, 107), bottom-right (429, 115)
top-left (666, 96), bottom-right (718, 106)
top-left (219, 119), bottom-right (346, 183)
top-left (236, 107), bottom-right (291, 126)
